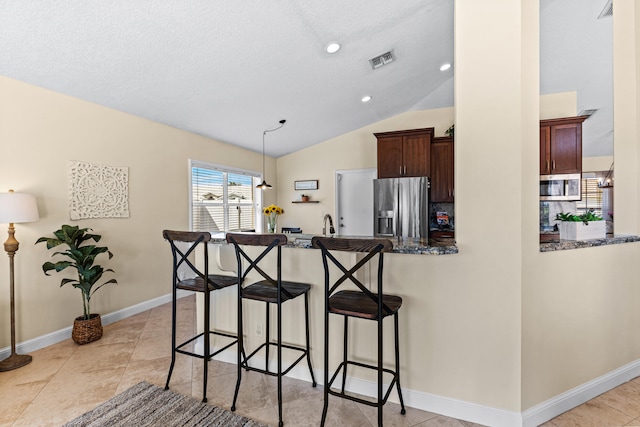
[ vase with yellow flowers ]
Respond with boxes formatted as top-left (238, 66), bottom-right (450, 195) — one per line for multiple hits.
top-left (263, 204), bottom-right (284, 233)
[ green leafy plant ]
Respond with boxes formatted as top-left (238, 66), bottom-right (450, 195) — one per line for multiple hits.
top-left (555, 211), bottom-right (603, 225)
top-left (445, 124), bottom-right (455, 137)
top-left (36, 225), bottom-right (117, 320)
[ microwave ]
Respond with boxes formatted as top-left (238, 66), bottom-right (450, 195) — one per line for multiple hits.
top-left (540, 173), bottom-right (581, 201)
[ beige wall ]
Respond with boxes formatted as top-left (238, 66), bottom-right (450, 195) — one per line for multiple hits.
top-left (275, 0), bottom-right (640, 414)
top-left (540, 92), bottom-right (577, 120)
top-left (1, 0), bottom-right (639, 417)
top-left (0, 75), bottom-right (277, 341)
top-left (523, 0), bottom-right (640, 411)
top-left (583, 155), bottom-right (614, 172)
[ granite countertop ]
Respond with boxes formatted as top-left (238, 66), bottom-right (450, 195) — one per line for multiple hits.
top-left (539, 234), bottom-right (640, 252)
top-left (210, 233), bottom-right (458, 255)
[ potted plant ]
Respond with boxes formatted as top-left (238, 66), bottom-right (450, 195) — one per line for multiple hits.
top-left (301, 194), bottom-right (309, 202)
top-left (36, 225), bottom-right (117, 344)
top-left (555, 211), bottom-right (605, 241)
top-left (445, 124), bottom-right (454, 137)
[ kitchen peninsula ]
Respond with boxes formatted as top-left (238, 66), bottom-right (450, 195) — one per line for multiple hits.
top-left (539, 234), bottom-right (640, 252)
top-left (196, 231), bottom-right (458, 423)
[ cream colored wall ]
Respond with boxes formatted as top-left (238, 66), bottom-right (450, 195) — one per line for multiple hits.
top-left (0, 76), bottom-right (277, 343)
top-left (614, 0), bottom-right (640, 235)
top-left (540, 92), bottom-right (577, 119)
top-left (583, 155), bottom-right (614, 172)
top-left (521, 0), bottom-right (640, 410)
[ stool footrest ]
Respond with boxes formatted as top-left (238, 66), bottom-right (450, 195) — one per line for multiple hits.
top-left (242, 341), bottom-right (309, 377)
top-left (327, 360), bottom-right (399, 407)
top-left (175, 331), bottom-right (238, 360)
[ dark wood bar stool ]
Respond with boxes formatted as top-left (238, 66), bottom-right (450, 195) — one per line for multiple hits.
top-left (226, 233), bottom-right (317, 427)
top-left (162, 230), bottom-right (239, 403)
top-left (312, 237), bottom-right (406, 427)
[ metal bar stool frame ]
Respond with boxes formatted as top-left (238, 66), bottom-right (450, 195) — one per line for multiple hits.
top-left (312, 237), bottom-right (406, 427)
top-left (226, 233), bottom-right (317, 427)
top-left (163, 230), bottom-right (239, 403)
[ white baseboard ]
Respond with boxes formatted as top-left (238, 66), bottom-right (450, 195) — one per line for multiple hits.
top-left (4, 295), bottom-right (640, 427)
top-left (214, 348), bottom-right (640, 427)
top-left (0, 290), bottom-right (190, 360)
top-left (522, 359), bottom-right (640, 427)
top-left (211, 347), bottom-right (521, 427)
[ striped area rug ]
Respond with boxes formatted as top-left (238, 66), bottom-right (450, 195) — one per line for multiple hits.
top-left (62, 381), bottom-right (268, 427)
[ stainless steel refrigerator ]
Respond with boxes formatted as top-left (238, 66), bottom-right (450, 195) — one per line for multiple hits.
top-left (373, 176), bottom-right (429, 239)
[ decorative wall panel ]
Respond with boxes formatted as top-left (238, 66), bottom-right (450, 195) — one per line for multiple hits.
top-left (69, 160), bottom-right (129, 220)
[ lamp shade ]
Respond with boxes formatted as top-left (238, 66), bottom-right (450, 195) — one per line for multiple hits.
top-left (0, 191), bottom-right (40, 224)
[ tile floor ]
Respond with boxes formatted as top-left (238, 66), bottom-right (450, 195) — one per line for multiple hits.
top-left (1, 295), bottom-right (639, 427)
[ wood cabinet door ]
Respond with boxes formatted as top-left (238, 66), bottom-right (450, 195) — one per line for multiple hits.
top-left (403, 134), bottom-right (430, 177)
top-left (430, 137), bottom-right (454, 202)
top-left (540, 125), bottom-right (551, 174)
top-left (377, 136), bottom-right (403, 178)
top-left (550, 123), bottom-right (581, 174)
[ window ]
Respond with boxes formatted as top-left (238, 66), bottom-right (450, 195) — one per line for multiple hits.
top-left (576, 176), bottom-right (603, 217)
top-left (190, 160), bottom-right (263, 232)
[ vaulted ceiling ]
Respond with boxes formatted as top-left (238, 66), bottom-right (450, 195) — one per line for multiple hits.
top-left (0, 0), bottom-right (611, 158)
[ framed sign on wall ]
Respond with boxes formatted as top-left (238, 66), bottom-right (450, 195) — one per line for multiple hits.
top-left (294, 180), bottom-right (318, 190)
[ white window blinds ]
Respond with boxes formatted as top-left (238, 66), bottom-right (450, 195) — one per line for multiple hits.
top-left (577, 177), bottom-right (603, 217)
top-left (190, 161), bottom-right (261, 232)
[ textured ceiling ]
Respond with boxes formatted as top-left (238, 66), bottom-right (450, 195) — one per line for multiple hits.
top-left (0, 0), bottom-right (454, 157)
top-left (0, 1), bottom-right (611, 158)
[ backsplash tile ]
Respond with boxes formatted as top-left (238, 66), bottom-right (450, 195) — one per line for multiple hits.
top-left (430, 202), bottom-right (454, 230)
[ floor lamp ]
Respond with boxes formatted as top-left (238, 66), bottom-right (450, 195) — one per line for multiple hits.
top-left (0, 190), bottom-right (39, 371)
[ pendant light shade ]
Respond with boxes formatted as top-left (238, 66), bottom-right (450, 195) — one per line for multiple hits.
top-left (256, 119), bottom-right (286, 189)
top-left (256, 180), bottom-right (272, 190)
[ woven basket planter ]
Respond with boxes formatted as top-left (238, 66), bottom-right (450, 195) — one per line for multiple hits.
top-left (72, 314), bottom-right (103, 345)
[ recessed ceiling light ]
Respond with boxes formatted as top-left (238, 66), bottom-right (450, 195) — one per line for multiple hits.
top-left (326, 43), bottom-right (341, 54)
top-left (440, 63), bottom-right (452, 71)
top-left (361, 95), bottom-right (372, 103)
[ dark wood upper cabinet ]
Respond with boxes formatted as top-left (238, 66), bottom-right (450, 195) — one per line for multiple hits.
top-left (375, 128), bottom-right (433, 178)
top-left (540, 116), bottom-right (588, 175)
top-left (430, 136), bottom-right (454, 203)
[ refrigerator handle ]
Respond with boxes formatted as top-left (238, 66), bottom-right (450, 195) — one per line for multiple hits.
top-left (396, 181), bottom-right (401, 237)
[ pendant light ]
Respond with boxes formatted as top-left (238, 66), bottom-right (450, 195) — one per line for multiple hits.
top-left (256, 119), bottom-right (286, 189)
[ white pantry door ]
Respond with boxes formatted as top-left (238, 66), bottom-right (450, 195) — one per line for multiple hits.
top-left (336, 169), bottom-right (376, 236)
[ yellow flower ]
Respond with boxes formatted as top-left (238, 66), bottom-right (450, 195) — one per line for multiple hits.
top-left (262, 204), bottom-right (284, 216)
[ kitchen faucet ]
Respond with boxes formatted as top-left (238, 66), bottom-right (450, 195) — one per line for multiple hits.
top-left (322, 214), bottom-right (335, 236)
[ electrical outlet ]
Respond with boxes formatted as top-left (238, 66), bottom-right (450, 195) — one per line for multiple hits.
top-left (256, 323), bottom-right (263, 337)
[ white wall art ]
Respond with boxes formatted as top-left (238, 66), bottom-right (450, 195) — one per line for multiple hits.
top-left (69, 160), bottom-right (129, 220)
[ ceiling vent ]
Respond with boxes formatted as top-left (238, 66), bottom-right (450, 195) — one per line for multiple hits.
top-left (369, 50), bottom-right (395, 70)
top-left (598, 0), bottom-right (612, 19)
top-left (579, 108), bottom-right (598, 118)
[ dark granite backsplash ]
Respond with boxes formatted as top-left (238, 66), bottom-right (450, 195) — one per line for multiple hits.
top-left (430, 202), bottom-right (454, 230)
